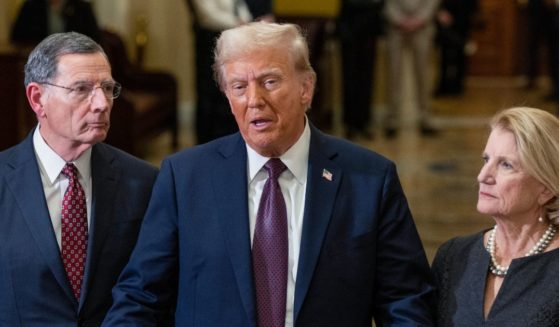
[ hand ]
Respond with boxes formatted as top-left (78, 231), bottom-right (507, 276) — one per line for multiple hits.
top-left (399, 16), bottom-right (425, 33)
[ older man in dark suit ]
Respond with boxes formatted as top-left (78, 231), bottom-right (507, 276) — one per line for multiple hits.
top-left (103, 22), bottom-right (435, 327)
top-left (0, 32), bottom-right (158, 326)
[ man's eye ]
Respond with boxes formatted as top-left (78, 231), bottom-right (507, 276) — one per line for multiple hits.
top-left (264, 79), bottom-right (277, 89)
top-left (230, 84), bottom-right (246, 95)
top-left (73, 84), bottom-right (92, 94)
top-left (102, 84), bottom-right (115, 93)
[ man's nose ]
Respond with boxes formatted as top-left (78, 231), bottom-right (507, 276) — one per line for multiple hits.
top-left (246, 83), bottom-right (264, 108)
top-left (90, 88), bottom-right (110, 112)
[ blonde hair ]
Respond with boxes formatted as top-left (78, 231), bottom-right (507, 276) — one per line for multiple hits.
top-left (212, 21), bottom-right (316, 91)
top-left (490, 107), bottom-right (559, 224)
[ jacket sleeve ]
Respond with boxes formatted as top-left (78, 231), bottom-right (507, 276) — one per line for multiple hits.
top-left (102, 159), bottom-right (179, 327)
top-left (372, 163), bottom-right (436, 326)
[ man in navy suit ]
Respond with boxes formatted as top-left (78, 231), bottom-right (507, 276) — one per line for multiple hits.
top-left (104, 22), bottom-right (435, 326)
top-left (0, 32), bottom-right (158, 326)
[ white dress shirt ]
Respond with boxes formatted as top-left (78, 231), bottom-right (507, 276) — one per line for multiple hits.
top-left (33, 126), bottom-right (92, 249)
top-left (247, 119), bottom-right (310, 327)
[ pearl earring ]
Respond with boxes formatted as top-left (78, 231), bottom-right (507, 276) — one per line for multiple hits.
top-left (539, 216), bottom-right (544, 223)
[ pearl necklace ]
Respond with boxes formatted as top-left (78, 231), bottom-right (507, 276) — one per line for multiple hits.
top-left (486, 223), bottom-right (557, 277)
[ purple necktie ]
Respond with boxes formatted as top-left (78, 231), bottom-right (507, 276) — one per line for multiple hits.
top-left (252, 158), bottom-right (288, 327)
top-left (61, 163), bottom-right (88, 299)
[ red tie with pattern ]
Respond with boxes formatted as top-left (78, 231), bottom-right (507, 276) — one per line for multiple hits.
top-left (61, 163), bottom-right (88, 300)
top-left (252, 158), bottom-right (288, 327)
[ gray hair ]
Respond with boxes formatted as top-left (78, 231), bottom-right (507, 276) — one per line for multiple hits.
top-left (212, 22), bottom-right (316, 91)
top-left (24, 32), bottom-right (107, 86)
top-left (490, 107), bottom-right (559, 224)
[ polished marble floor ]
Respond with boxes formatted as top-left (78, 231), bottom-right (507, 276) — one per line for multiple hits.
top-left (143, 61), bottom-right (559, 262)
top-left (354, 74), bottom-right (559, 260)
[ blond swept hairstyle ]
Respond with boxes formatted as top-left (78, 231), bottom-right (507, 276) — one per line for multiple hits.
top-left (212, 21), bottom-right (316, 92)
top-left (490, 107), bottom-right (559, 224)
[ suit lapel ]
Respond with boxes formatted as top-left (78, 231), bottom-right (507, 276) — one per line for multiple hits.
top-left (212, 135), bottom-right (256, 323)
top-left (294, 128), bottom-right (341, 320)
top-left (5, 135), bottom-right (77, 304)
top-left (79, 144), bottom-right (118, 309)
top-left (210, 130), bottom-right (343, 322)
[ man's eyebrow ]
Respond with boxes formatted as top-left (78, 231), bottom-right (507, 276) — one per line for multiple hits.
top-left (256, 68), bottom-right (282, 78)
top-left (227, 69), bottom-right (282, 83)
top-left (69, 79), bottom-right (114, 85)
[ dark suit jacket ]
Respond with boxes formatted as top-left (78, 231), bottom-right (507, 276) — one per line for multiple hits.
top-left (104, 126), bottom-right (435, 326)
top-left (0, 132), bottom-right (158, 327)
top-left (10, 0), bottom-right (101, 44)
top-left (245, 0), bottom-right (272, 19)
top-left (337, 0), bottom-right (385, 39)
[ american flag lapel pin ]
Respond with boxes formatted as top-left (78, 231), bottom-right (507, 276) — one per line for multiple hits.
top-left (322, 168), bottom-right (333, 181)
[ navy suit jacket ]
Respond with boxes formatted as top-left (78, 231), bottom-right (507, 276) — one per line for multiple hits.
top-left (104, 126), bottom-right (435, 326)
top-left (0, 132), bottom-right (158, 327)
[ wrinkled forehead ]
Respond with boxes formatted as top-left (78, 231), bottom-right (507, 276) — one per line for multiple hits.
top-left (224, 43), bottom-right (293, 64)
top-left (223, 48), bottom-right (298, 77)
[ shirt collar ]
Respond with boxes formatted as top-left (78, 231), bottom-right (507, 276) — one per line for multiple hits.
top-left (247, 117), bottom-right (310, 184)
top-left (33, 125), bottom-right (92, 184)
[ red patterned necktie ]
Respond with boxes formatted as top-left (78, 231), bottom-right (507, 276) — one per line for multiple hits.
top-left (252, 158), bottom-right (288, 327)
top-left (60, 163), bottom-right (88, 300)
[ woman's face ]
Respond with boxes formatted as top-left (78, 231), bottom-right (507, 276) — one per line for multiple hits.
top-left (477, 127), bottom-right (550, 221)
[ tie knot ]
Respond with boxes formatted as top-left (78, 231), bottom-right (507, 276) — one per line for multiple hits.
top-left (61, 163), bottom-right (79, 181)
top-left (264, 158), bottom-right (286, 180)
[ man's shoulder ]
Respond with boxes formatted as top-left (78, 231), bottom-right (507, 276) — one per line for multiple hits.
top-left (94, 143), bottom-right (158, 175)
top-left (313, 130), bottom-right (393, 167)
top-left (167, 133), bottom-right (241, 162)
top-left (0, 145), bottom-right (18, 163)
top-left (0, 139), bottom-right (33, 169)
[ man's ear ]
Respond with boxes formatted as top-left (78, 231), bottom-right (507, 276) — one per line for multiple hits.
top-left (26, 83), bottom-right (46, 118)
top-left (300, 72), bottom-right (316, 107)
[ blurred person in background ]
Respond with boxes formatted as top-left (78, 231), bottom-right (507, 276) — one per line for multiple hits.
top-left (11, 0), bottom-right (100, 45)
top-left (184, 0), bottom-right (252, 144)
top-left (433, 0), bottom-right (479, 97)
top-left (524, 0), bottom-right (547, 90)
top-left (384, 0), bottom-right (439, 138)
top-left (524, 0), bottom-right (559, 103)
top-left (337, 0), bottom-right (385, 140)
top-left (245, 0), bottom-right (274, 22)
